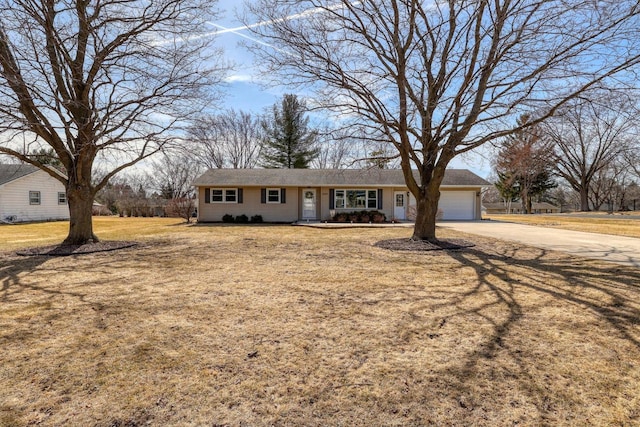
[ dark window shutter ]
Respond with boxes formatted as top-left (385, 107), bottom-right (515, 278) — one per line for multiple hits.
top-left (329, 189), bottom-right (335, 209)
top-left (238, 188), bottom-right (243, 204)
top-left (281, 188), bottom-right (286, 204)
top-left (261, 188), bottom-right (266, 204)
top-left (377, 189), bottom-right (383, 209)
top-left (205, 188), bottom-right (210, 204)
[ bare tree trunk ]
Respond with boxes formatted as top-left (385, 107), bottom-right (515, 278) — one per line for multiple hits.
top-left (64, 181), bottom-right (98, 245)
top-left (411, 185), bottom-right (440, 242)
top-left (579, 188), bottom-right (590, 211)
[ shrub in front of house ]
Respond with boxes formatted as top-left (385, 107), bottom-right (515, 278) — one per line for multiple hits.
top-left (250, 214), bottom-right (263, 223)
top-left (222, 214), bottom-right (235, 223)
top-left (235, 214), bottom-right (249, 223)
top-left (331, 210), bottom-right (386, 223)
top-left (372, 211), bottom-right (386, 223)
top-left (334, 212), bottom-right (348, 222)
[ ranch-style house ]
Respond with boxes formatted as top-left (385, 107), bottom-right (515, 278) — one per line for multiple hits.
top-left (193, 168), bottom-right (489, 223)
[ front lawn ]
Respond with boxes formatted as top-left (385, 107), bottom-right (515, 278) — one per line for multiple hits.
top-left (0, 217), bottom-right (184, 252)
top-left (1, 221), bottom-right (639, 425)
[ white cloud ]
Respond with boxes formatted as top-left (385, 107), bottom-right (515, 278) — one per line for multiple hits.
top-left (224, 74), bottom-right (255, 83)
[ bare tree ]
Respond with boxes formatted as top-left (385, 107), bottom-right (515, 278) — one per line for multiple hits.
top-left (311, 125), bottom-right (400, 169)
top-left (148, 151), bottom-right (201, 222)
top-left (97, 173), bottom-right (151, 217)
top-left (189, 109), bottom-right (263, 169)
top-left (313, 137), bottom-right (351, 169)
top-left (588, 157), bottom-right (637, 212)
top-left (149, 152), bottom-right (201, 200)
top-left (246, 0), bottom-right (640, 241)
top-left (311, 124), bottom-right (368, 169)
top-left (544, 95), bottom-right (636, 211)
top-left (0, 0), bottom-right (226, 244)
top-left (623, 147), bottom-right (640, 181)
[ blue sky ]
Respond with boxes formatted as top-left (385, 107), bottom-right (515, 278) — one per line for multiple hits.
top-left (208, 0), bottom-right (493, 177)
top-left (208, 0), bottom-right (283, 112)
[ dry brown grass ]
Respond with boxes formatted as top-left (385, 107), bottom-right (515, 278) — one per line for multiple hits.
top-left (485, 213), bottom-right (640, 238)
top-left (0, 217), bottom-right (184, 252)
top-left (1, 220), bottom-right (640, 426)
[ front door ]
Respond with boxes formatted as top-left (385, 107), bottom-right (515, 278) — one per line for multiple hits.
top-left (302, 189), bottom-right (316, 219)
top-left (394, 191), bottom-right (406, 220)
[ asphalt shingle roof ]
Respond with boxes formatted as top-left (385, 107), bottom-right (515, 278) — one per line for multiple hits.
top-left (0, 164), bottom-right (39, 186)
top-left (193, 168), bottom-right (490, 187)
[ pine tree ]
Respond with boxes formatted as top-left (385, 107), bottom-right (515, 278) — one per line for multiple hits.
top-left (261, 94), bottom-right (318, 168)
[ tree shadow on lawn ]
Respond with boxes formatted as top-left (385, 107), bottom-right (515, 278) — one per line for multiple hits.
top-left (2, 234), bottom-right (640, 425)
top-left (0, 250), bottom-right (134, 306)
top-left (427, 243), bottom-right (640, 422)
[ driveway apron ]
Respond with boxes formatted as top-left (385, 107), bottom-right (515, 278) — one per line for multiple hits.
top-left (439, 221), bottom-right (640, 268)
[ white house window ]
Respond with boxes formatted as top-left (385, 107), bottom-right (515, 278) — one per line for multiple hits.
top-left (334, 189), bottom-right (377, 209)
top-left (210, 188), bottom-right (237, 203)
top-left (267, 188), bottom-right (280, 203)
top-left (367, 190), bottom-right (378, 208)
top-left (29, 191), bottom-right (41, 205)
top-left (58, 192), bottom-right (67, 205)
top-left (211, 189), bottom-right (223, 202)
top-left (225, 189), bottom-right (237, 202)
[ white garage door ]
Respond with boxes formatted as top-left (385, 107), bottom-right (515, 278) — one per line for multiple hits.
top-left (438, 191), bottom-right (476, 220)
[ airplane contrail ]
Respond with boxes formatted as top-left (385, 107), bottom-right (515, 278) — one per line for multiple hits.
top-left (209, 1), bottom-right (360, 36)
top-left (207, 22), bottom-right (287, 53)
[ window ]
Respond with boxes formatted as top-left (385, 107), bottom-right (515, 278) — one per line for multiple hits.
top-left (29, 191), bottom-right (41, 205)
top-left (334, 189), bottom-right (377, 209)
top-left (267, 188), bottom-right (280, 203)
top-left (210, 188), bottom-right (237, 203)
top-left (367, 190), bottom-right (378, 208)
top-left (261, 188), bottom-right (285, 204)
top-left (346, 190), bottom-right (366, 208)
top-left (211, 189), bottom-right (224, 202)
top-left (335, 190), bottom-right (345, 209)
top-left (58, 192), bottom-right (67, 205)
top-left (225, 189), bottom-right (237, 202)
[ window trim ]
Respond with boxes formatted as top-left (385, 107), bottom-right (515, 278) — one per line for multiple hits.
top-left (58, 192), bottom-right (67, 205)
top-left (29, 190), bottom-right (41, 205)
top-left (266, 188), bottom-right (281, 204)
top-left (333, 188), bottom-right (378, 210)
top-left (210, 188), bottom-right (238, 203)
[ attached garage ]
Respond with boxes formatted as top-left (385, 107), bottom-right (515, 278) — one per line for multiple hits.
top-left (438, 191), bottom-right (476, 220)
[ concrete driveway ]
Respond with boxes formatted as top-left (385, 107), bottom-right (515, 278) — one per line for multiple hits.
top-left (439, 221), bottom-right (640, 268)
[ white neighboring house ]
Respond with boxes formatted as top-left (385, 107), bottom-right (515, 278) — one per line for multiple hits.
top-left (0, 164), bottom-right (69, 223)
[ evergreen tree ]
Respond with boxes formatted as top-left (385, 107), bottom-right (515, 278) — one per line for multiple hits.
top-left (495, 114), bottom-right (556, 213)
top-left (261, 94), bottom-right (318, 168)
top-left (29, 148), bottom-right (63, 170)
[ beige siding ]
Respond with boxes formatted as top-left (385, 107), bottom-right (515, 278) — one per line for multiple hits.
top-left (197, 185), bottom-right (483, 222)
top-left (0, 170), bottom-right (69, 222)
top-left (198, 187), bottom-right (299, 222)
